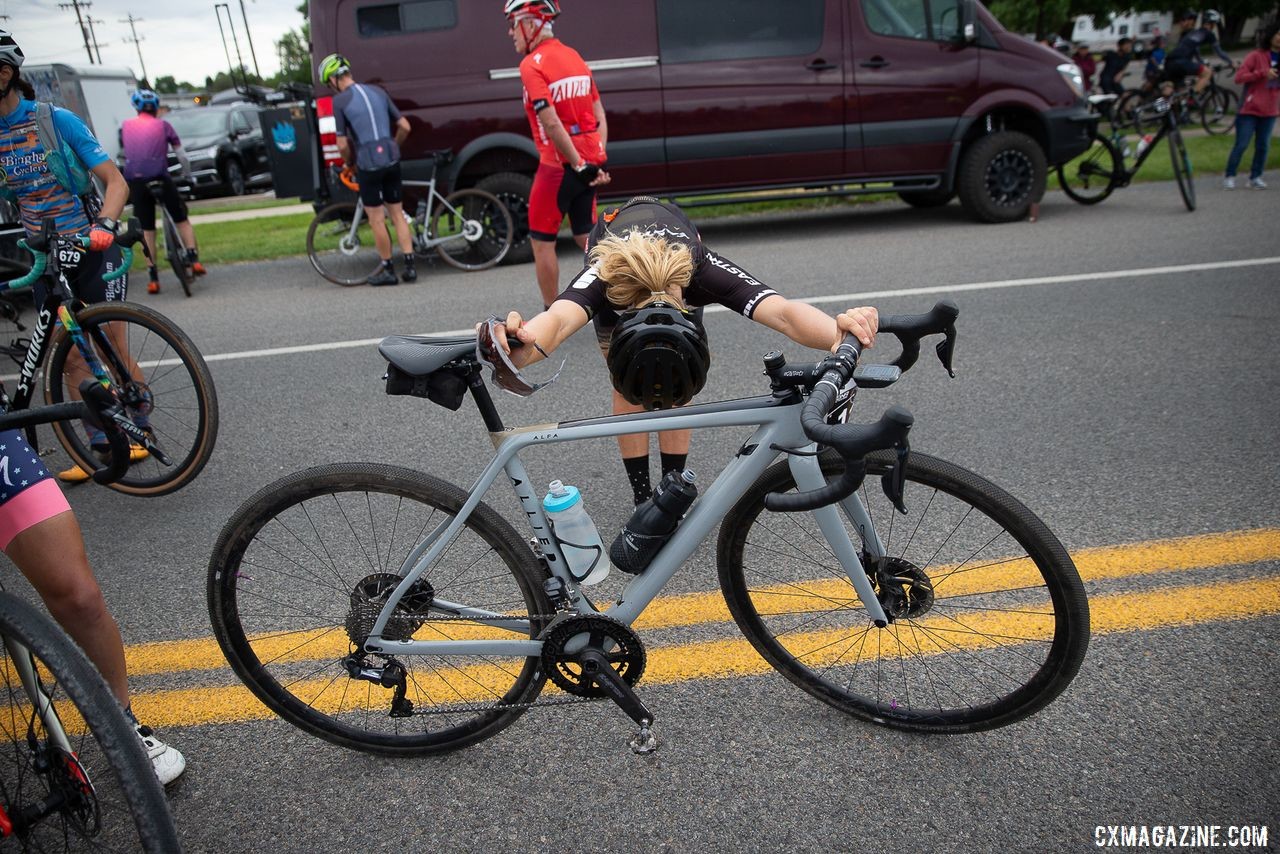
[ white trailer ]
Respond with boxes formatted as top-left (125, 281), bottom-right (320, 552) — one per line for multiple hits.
top-left (1071, 12), bottom-right (1173, 53)
top-left (21, 64), bottom-right (138, 162)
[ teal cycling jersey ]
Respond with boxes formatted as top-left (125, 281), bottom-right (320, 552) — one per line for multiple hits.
top-left (0, 98), bottom-right (109, 237)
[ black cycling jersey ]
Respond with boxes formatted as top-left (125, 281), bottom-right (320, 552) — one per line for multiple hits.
top-left (1168, 27), bottom-right (1232, 65)
top-left (556, 198), bottom-right (778, 328)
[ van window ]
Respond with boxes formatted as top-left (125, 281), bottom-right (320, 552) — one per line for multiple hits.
top-left (656, 0), bottom-right (824, 63)
top-left (356, 0), bottom-right (456, 37)
top-left (864, 0), bottom-right (960, 41)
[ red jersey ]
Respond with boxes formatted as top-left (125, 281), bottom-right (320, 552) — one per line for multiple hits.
top-left (519, 38), bottom-right (605, 167)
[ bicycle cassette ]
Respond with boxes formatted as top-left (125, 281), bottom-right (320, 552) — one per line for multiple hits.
top-left (345, 572), bottom-right (435, 645)
top-left (539, 614), bottom-right (645, 698)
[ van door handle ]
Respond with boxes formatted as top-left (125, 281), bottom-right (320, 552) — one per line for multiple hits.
top-left (860, 56), bottom-right (890, 68)
top-left (806, 59), bottom-right (838, 71)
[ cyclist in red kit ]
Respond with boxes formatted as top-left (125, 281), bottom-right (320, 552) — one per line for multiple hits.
top-left (504, 0), bottom-right (610, 308)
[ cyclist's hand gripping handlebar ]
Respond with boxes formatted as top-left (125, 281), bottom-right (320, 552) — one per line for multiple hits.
top-left (6, 218), bottom-right (146, 290)
top-left (76, 380), bottom-right (132, 485)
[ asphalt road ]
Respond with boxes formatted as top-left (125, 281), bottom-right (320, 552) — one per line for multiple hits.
top-left (6, 180), bottom-right (1278, 853)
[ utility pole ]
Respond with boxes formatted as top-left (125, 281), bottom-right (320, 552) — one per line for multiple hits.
top-left (85, 16), bottom-right (104, 65)
top-left (120, 14), bottom-right (147, 83)
top-left (57, 0), bottom-right (96, 64)
top-left (238, 0), bottom-right (261, 79)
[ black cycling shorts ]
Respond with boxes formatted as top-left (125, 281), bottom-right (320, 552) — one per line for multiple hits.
top-left (357, 162), bottom-right (403, 207)
top-left (127, 176), bottom-right (188, 232)
top-left (31, 243), bottom-right (128, 308)
top-left (1161, 58), bottom-right (1203, 82)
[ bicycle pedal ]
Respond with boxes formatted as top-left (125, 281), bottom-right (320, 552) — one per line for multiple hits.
top-left (629, 720), bottom-right (657, 755)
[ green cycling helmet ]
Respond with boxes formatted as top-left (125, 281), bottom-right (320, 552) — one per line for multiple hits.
top-left (317, 53), bottom-right (351, 86)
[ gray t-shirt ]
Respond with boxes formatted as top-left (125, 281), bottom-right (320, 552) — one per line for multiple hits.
top-left (333, 83), bottom-right (402, 171)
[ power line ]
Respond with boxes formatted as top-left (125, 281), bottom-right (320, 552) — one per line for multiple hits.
top-left (120, 13), bottom-right (147, 83)
top-left (57, 0), bottom-right (96, 64)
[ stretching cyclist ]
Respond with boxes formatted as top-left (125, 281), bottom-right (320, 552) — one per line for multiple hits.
top-left (505, 0), bottom-right (611, 309)
top-left (484, 197), bottom-right (878, 505)
top-left (120, 87), bottom-right (205, 294)
top-left (0, 30), bottom-right (184, 784)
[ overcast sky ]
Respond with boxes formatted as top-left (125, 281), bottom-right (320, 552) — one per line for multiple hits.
top-left (8, 0), bottom-right (304, 86)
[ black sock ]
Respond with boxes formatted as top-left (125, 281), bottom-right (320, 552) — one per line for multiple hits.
top-left (403, 253), bottom-right (414, 266)
top-left (660, 452), bottom-right (688, 479)
top-left (148, 265), bottom-right (158, 280)
top-left (186, 248), bottom-right (199, 262)
top-left (623, 455), bottom-right (651, 506)
top-left (381, 258), bottom-right (394, 270)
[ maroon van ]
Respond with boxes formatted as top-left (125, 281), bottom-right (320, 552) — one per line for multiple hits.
top-left (309, 0), bottom-right (1095, 261)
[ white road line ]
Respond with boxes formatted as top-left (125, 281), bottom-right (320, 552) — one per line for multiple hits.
top-left (13, 256), bottom-right (1279, 379)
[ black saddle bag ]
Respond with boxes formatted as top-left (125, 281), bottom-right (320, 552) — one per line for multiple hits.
top-left (385, 364), bottom-right (468, 411)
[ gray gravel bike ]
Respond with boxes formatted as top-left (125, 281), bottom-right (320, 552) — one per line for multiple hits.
top-left (207, 301), bottom-right (1090, 754)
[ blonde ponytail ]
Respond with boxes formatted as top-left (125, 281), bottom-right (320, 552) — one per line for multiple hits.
top-left (589, 230), bottom-right (694, 310)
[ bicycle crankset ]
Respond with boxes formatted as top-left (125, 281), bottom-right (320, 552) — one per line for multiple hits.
top-left (871, 556), bottom-right (935, 621)
top-left (345, 572), bottom-right (435, 645)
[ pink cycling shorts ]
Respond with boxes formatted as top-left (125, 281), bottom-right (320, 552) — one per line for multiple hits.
top-left (0, 430), bottom-right (70, 552)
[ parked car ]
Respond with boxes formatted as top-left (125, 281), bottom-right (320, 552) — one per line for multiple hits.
top-left (162, 105), bottom-right (273, 196)
top-left (314, 0), bottom-right (1095, 261)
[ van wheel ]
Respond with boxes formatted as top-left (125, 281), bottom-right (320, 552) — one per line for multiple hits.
top-left (476, 172), bottom-right (533, 265)
top-left (897, 188), bottom-right (955, 208)
top-left (956, 131), bottom-right (1046, 223)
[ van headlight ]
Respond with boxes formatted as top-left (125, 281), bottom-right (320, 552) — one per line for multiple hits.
top-left (1057, 63), bottom-right (1085, 100)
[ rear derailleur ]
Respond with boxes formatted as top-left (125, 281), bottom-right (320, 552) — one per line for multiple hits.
top-left (341, 653), bottom-right (414, 718)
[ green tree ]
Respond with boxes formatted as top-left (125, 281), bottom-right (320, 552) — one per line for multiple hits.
top-left (271, 1), bottom-right (312, 86)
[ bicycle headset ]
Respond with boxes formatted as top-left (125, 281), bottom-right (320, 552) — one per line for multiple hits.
top-left (608, 304), bottom-right (710, 411)
top-left (131, 88), bottom-right (160, 113)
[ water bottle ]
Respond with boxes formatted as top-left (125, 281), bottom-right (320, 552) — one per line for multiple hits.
top-left (609, 469), bottom-right (698, 575)
top-left (543, 481), bottom-right (610, 585)
top-left (1135, 133), bottom-right (1154, 157)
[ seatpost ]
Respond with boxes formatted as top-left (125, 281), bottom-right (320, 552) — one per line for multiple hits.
top-left (466, 370), bottom-right (506, 433)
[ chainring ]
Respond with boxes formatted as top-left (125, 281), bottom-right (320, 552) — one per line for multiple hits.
top-left (345, 572), bottom-right (435, 645)
top-left (875, 556), bottom-right (935, 620)
top-left (539, 614), bottom-right (646, 698)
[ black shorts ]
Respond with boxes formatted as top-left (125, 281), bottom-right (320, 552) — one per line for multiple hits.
top-left (31, 243), bottom-right (128, 307)
top-left (1161, 58), bottom-right (1202, 83)
top-left (127, 176), bottom-right (188, 231)
top-left (357, 163), bottom-right (403, 207)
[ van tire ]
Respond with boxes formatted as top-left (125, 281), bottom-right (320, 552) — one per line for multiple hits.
top-left (956, 131), bottom-right (1046, 223)
top-left (476, 172), bottom-right (534, 265)
top-left (897, 188), bottom-right (955, 208)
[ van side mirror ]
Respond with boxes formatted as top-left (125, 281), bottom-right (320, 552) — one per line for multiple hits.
top-left (960, 0), bottom-right (977, 43)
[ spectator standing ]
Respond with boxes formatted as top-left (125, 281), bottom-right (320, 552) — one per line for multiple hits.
top-left (319, 53), bottom-right (415, 286)
top-left (1224, 22), bottom-right (1280, 190)
top-left (1072, 44), bottom-right (1097, 91)
top-left (120, 88), bottom-right (206, 294)
top-left (505, 0), bottom-right (610, 309)
top-left (1099, 38), bottom-right (1134, 96)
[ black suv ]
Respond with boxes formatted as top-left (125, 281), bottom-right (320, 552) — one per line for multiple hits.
top-left (163, 105), bottom-right (272, 196)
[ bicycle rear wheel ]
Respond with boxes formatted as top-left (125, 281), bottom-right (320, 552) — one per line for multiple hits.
top-left (162, 214), bottom-right (193, 298)
top-left (0, 592), bottom-right (181, 852)
top-left (306, 203), bottom-right (383, 286)
top-left (208, 463), bottom-right (551, 755)
top-left (1199, 87), bottom-right (1237, 135)
top-left (431, 189), bottom-right (513, 272)
top-left (45, 302), bottom-right (219, 496)
top-left (1056, 133), bottom-right (1121, 205)
top-left (1168, 124), bottom-right (1196, 211)
top-left (717, 449), bottom-right (1090, 734)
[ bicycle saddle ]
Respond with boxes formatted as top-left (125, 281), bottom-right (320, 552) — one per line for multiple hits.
top-left (379, 335), bottom-right (476, 377)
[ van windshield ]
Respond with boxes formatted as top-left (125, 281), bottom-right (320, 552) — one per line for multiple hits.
top-left (165, 110), bottom-right (228, 138)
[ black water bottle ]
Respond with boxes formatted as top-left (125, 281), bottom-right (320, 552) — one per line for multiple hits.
top-left (610, 469), bottom-right (698, 575)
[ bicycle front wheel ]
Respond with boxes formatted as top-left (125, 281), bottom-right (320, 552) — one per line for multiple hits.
top-left (45, 302), bottom-right (219, 496)
top-left (1056, 133), bottom-right (1121, 205)
top-left (162, 214), bottom-right (193, 297)
top-left (431, 189), bottom-right (513, 272)
top-left (1199, 88), bottom-right (1237, 135)
top-left (208, 463), bottom-right (551, 755)
top-left (306, 203), bottom-right (383, 286)
top-left (1169, 124), bottom-right (1196, 211)
top-left (717, 449), bottom-right (1090, 734)
top-left (0, 592), bottom-right (181, 852)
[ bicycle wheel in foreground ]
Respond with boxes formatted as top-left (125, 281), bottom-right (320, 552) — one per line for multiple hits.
top-left (1168, 125), bottom-right (1196, 211)
top-left (162, 215), bottom-right (193, 298)
top-left (431, 189), bottom-right (514, 271)
top-left (0, 592), bottom-right (181, 852)
top-left (208, 463), bottom-right (551, 755)
top-left (717, 449), bottom-right (1090, 734)
top-left (306, 203), bottom-right (383, 286)
top-left (45, 302), bottom-right (219, 497)
top-left (1056, 133), bottom-right (1121, 205)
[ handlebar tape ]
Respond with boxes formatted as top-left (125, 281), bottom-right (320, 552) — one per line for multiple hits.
top-left (77, 380), bottom-right (131, 485)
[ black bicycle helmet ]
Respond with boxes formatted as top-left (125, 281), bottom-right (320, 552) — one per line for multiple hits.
top-left (593, 197), bottom-right (707, 270)
top-left (608, 303), bottom-right (710, 410)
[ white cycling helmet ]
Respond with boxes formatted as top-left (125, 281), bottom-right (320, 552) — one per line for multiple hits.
top-left (0, 30), bottom-right (25, 69)
top-left (1202, 9), bottom-right (1222, 24)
